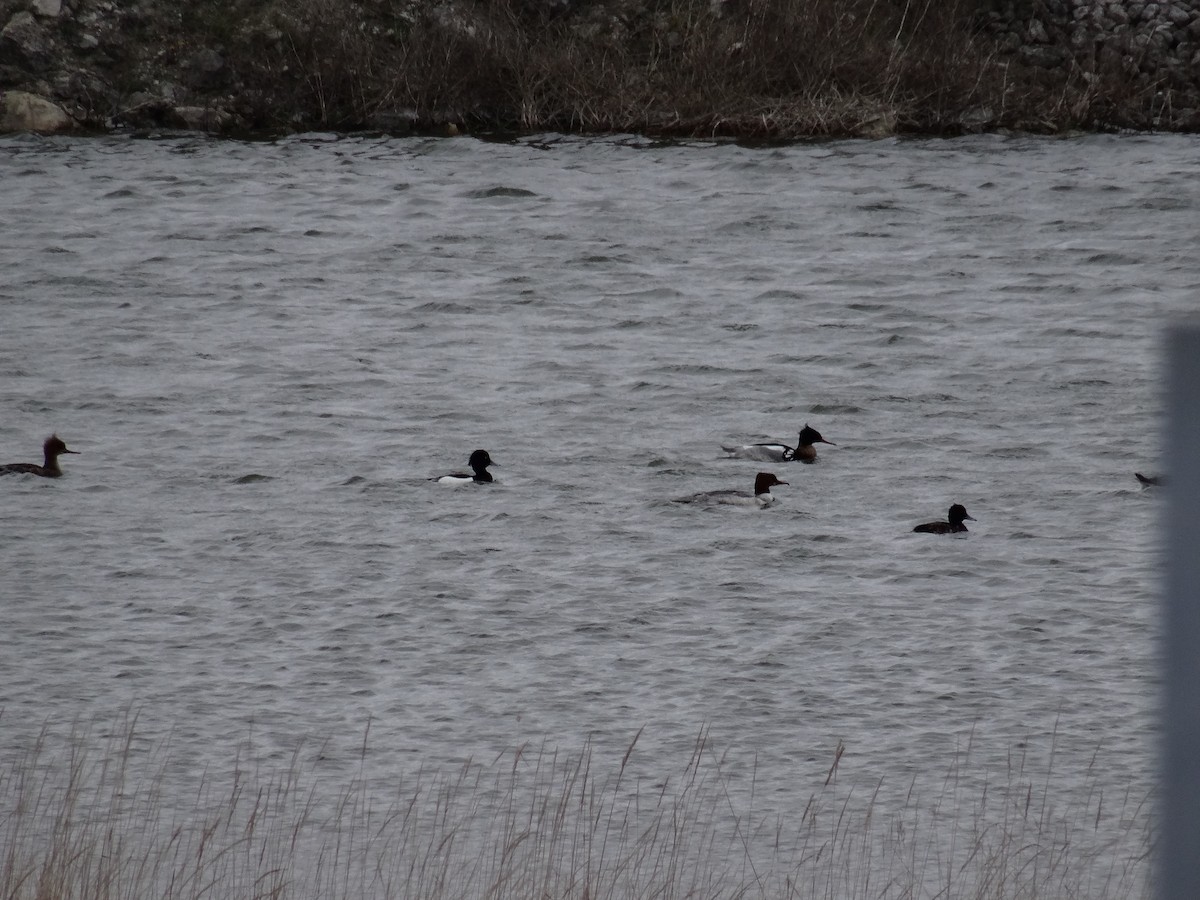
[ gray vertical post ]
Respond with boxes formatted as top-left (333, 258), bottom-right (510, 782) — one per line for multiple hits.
top-left (1163, 324), bottom-right (1200, 900)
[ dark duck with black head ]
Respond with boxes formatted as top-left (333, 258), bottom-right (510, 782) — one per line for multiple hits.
top-left (913, 504), bottom-right (975, 534)
top-left (0, 435), bottom-right (79, 478)
top-left (434, 449), bottom-right (497, 484)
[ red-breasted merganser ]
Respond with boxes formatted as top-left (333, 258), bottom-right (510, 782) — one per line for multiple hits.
top-left (0, 435), bottom-right (79, 478)
top-left (913, 504), bottom-right (975, 534)
top-left (675, 472), bottom-right (788, 507)
top-left (722, 424), bottom-right (835, 463)
top-left (434, 449), bottom-right (497, 484)
top-left (1135, 472), bottom-right (1162, 487)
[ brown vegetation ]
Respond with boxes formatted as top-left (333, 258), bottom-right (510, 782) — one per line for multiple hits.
top-left (0, 715), bottom-right (1153, 899)
top-left (169, 0), bottom-right (1181, 137)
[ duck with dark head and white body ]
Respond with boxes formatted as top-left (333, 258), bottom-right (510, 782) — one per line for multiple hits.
top-left (675, 472), bottom-right (789, 508)
top-left (434, 449), bottom-right (497, 484)
top-left (722, 424), bottom-right (835, 463)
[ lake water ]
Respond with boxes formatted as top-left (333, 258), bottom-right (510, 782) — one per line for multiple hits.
top-left (1, 130), bottom-right (1195, 897)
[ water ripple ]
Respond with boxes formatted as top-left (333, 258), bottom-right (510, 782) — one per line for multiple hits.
top-left (0, 130), bottom-right (1187, 871)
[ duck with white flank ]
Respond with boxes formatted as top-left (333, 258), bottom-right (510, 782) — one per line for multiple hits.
top-left (0, 435), bottom-right (79, 478)
top-left (675, 472), bottom-right (788, 507)
top-left (722, 424), bottom-right (835, 463)
top-left (913, 504), bottom-right (975, 534)
top-left (434, 449), bottom-right (497, 484)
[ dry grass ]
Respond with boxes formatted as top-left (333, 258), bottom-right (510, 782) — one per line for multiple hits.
top-left (0, 714), bottom-right (1153, 900)
top-left (192, 0), bottom-right (1181, 136)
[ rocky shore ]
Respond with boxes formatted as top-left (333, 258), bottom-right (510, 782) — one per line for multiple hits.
top-left (2, 0), bottom-right (1199, 138)
top-left (984, 0), bottom-right (1200, 121)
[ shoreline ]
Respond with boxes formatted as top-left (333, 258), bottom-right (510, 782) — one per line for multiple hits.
top-left (3, 0), bottom-right (1200, 139)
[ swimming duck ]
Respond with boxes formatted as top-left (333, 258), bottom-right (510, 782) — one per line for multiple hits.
top-left (0, 435), bottom-right (79, 478)
top-left (434, 449), bottom-right (496, 484)
top-left (1134, 472), bottom-right (1163, 487)
top-left (913, 504), bottom-right (975, 534)
top-left (675, 472), bottom-right (788, 507)
top-left (722, 424), bottom-right (835, 463)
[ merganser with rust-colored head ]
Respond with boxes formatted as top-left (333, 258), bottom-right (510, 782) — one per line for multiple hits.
top-left (722, 424), bottom-right (835, 463)
top-left (675, 472), bottom-right (789, 507)
top-left (0, 435), bottom-right (79, 478)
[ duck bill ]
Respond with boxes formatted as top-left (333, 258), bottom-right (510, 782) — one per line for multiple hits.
top-left (64, 448), bottom-right (80, 454)
top-left (819, 439), bottom-right (836, 445)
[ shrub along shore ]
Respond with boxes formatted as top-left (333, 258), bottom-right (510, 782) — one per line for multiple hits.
top-left (2, 0), bottom-right (1199, 139)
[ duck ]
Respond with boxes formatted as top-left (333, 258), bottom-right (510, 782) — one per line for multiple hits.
top-left (434, 449), bottom-right (497, 484)
top-left (722, 424), bottom-right (835, 463)
top-left (913, 504), bottom-right (975, 534)
top-left (0, 435), bottom-right (79, 478)
top-left (675, 472), bottom-right (788, 507)
top-left (1134, 472), bottom-right (1163, 487)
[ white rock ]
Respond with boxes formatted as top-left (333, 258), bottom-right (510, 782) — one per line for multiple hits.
top-left (0, 90), bottom-right (75, 133)
top-left (170, 105), bottom-right (233, 132)
top-left (29, 0), bottom-right (62, 18)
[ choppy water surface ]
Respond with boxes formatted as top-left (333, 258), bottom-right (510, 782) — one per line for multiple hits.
top-left (1, 131), bottom-right (1195, 890)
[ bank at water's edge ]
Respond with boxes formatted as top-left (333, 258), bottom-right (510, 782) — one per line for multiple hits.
top-left (2, 0), bottom-right (1200, 139)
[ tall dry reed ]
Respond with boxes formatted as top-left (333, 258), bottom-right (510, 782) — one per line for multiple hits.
top-left (187, 0), bottom-right (1171, 135)
top-left (0, 714), bottom-right (1153, 899)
